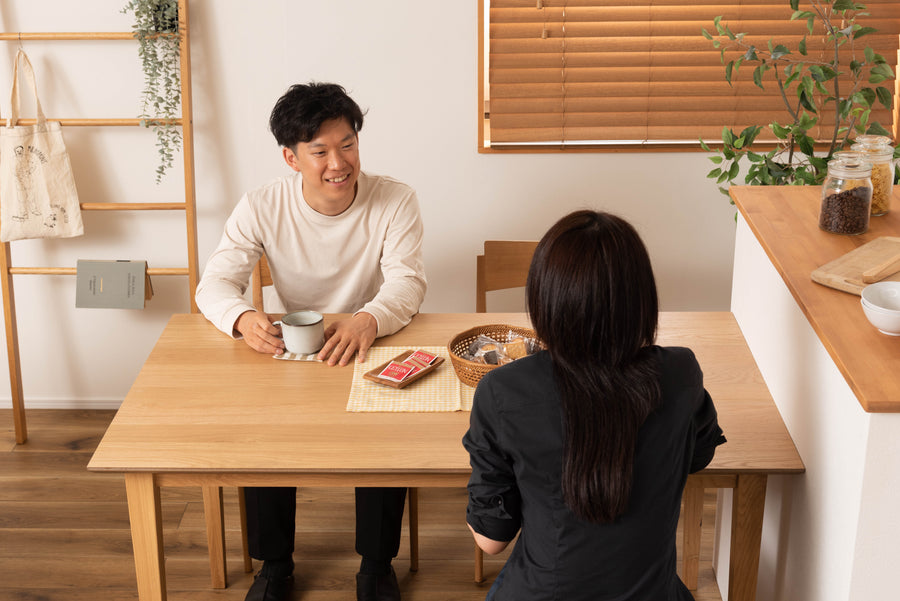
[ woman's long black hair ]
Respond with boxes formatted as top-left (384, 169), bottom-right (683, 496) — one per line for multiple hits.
top-left (526, 210), bottom-right (661, 523)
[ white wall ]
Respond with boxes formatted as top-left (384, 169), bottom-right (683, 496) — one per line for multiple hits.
top-left (0, 1), bottom-right (737, 408)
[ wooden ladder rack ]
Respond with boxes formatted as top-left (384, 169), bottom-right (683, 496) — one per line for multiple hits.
top-left (1, 0), bottom-right (199, 444)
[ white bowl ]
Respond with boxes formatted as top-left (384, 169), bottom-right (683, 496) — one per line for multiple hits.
top-left (861, 281), bottom-right (900, 312)
top-left (860, 298), bottom-right (900, 336)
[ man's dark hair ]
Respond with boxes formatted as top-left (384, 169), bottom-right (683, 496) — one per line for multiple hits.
top-left (268, 82), bottom-right (365, 149)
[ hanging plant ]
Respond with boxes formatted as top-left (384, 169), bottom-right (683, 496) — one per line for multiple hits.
top-left (122, 0), bottom-right (181, 183)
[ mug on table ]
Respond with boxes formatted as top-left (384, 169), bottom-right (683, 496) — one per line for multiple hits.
top-left (275, 310), bottom-right (325, 354)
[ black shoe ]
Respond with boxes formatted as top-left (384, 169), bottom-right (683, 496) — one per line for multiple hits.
top-left (244, 571), bottom-right (294, 601)
top-left (356, 566), bottom-right (401, 601)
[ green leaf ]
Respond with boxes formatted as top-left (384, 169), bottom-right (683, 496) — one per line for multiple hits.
top-left (725, 61), bottom-right (734, 84)
top-left (722, 127), bottom-right (735, 145)
top-left (866, 122), bottom-right (891, 137)
top-left (798, 112), bottom-right (818, 130)
top-left (707, 167), bottom-right (723, 179)
top-left (839, 98), bottom-right (853, 119)
top-left (728, 162), bottom-right (740, 179)
top-left (753, 65), bottom-right (764, 88)
top-left (799, 36), bottom-right (807, 56)
top-left (734, 136), bottom-right (746, 149)
top-left (876, 86), bottom-right (892, 109)
top-left (772, 122), bottom-right (790, 138)
top-left (864, 47), bottom-right (875, 63)
top-left (833, 1), bottom-right (857, 13)
top-left (853, 26), bottom-right (877, 40)
top-left (798, 134), bottom-right (815, 157)
top-left (739, 125), bottom-right (762, 145)
top-left (790, 0), bottom-right (800, 11)
top-left (871, 63), bottom-right (895, 79)
top-left (709, 155), bottom-right (724, 164)
top-left (699, 138), bottom-right (711, 152)
top-left (702, 28), bottom-right (713, 40)
top-left (857, 88), bottom-right (876, 107)
top-left (770, 44), bottom-right (791, 59)
top-left (809, 156), bottom-right (829, 172)
top-left (798, 88), bottom-right (817, 113)
top-left (808, 65), bottom-right (827, 82)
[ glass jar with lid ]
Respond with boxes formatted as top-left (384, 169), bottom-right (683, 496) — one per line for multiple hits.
top-left (819, 151), bottom-right (873, 235)
top-left (851, 134), bottom-right (894, 216)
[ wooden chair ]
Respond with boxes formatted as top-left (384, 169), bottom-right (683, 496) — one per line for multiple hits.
top-left (472, 240), bottom-right (538, 582)
top-left (476, 240), bottom-right (539, 313)
top-left (244, 254), bottom-right (420, 573)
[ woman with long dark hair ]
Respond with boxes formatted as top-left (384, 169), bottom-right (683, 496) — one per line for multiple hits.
top-left (463, 210), bottom-right (725, 600)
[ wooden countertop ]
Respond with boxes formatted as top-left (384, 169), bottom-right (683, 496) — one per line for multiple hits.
top-left (731, 185), bottom-right (900, 412)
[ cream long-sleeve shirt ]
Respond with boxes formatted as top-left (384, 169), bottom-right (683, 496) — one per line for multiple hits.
top-left (195, 171), bottom-right (427, 338)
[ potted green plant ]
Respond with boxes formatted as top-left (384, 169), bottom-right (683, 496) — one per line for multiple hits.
top-left (122, 0), bottom-right (181, 183)
top-left (701, 0), bottom-right (897, 199)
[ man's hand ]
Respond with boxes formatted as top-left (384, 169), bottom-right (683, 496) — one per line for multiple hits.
top-left (235, 310), bottom-right (285, 355)
top-left (317, 312), bottom-right (377, 366)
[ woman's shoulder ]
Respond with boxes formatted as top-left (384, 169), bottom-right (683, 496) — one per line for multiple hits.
top-left (650, 345), bottom-right (703, 385)
top-left (478, 351), bottom-right (554, 399)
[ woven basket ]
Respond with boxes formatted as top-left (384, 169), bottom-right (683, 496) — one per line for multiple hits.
top-left (448, 324), bottom-right (539, 387)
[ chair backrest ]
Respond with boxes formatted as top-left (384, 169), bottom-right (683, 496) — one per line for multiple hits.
top-left (475, 240), bottom-right (539, 312)
top-left (251, 254), bottom-right (273, 311)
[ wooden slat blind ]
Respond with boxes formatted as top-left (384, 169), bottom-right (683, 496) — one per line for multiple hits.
top-left (484, 0), bottom-right (900, 148)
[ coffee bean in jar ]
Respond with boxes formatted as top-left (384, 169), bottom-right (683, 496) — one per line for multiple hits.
top-left (819, 152), bottom-right (873, 235)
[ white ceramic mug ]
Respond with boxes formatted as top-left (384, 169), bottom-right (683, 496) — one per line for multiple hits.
top-left (275, 310), bottom-right (325, 354)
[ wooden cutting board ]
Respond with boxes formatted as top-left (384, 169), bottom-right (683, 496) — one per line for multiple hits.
top-left (811, 236), bottom-right (900, 295)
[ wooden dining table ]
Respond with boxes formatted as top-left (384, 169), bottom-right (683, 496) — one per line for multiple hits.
top-left (87, 311), bottom-right (803, 601)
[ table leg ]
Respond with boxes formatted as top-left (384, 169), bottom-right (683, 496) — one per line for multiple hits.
top-left (238, 486), bottom-right (254, 573)
top-left (475, 545), bottom-right (484, 583)
top-left (202, 485), bottom-right (228, 588)
top-left (408, 488), bottom-right (419, 572)
top-left (681, 477), bottom-right (704, 590)
top-left (125, 473), bottom-right (167, 601)
top-left (728, 474), bottom-right (767, 601)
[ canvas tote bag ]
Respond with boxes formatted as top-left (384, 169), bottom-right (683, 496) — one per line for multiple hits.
top-left (0, 48), bottom-right (82, 242)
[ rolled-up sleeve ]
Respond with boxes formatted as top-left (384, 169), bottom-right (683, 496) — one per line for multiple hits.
top-left (689, 388), bottom-right (727, 473)
top-left (463, 378), bottom-right (522, 542)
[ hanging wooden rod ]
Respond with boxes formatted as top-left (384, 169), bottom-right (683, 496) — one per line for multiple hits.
top-left (0, 32), bottom-right (134, 41)
top-left (7, 118), bottom-right (182, 127)
top-left (81, 203), bottom-right (188, 211)
top-left (8, 267), bottom-right (189, 276)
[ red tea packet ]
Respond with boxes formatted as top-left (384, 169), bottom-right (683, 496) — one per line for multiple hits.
top-left (378, 361), bottom-right (415, 382)
top-left (408, 349), bottom-right (438, 365)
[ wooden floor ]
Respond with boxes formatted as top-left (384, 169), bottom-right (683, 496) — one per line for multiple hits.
top-left (1, 410), bottom-right (725, 600)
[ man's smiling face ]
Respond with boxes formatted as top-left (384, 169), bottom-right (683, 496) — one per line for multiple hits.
top-left (283, 117), bottom-right (361, 216)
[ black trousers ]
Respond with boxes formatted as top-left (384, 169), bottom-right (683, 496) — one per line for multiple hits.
top-left (244, 486), bottom-right (407, 561)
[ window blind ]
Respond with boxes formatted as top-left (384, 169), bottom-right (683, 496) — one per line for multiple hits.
top-left (484, 0), bottom-right (900, 149)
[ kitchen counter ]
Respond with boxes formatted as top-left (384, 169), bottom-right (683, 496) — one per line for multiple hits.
top-left (726, 185), bottom-right (900, 601)
top-left (732, 185), bottom-right (900, 412)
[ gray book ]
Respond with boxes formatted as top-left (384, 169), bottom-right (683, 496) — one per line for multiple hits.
top-left (75, 260), bottom-right (153, 309)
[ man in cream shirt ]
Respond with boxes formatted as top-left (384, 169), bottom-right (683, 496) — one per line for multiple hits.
top-left (196, 82), bottom-right (426, 601)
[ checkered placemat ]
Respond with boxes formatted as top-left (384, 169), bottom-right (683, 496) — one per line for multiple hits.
top-left (347, 346), bottom-right (476, 412)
